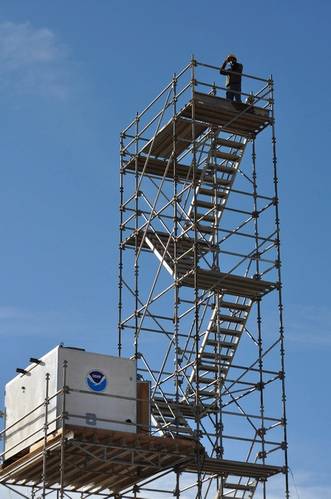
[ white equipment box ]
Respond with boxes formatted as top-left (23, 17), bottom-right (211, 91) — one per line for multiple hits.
top-left (4, 346), bottom-right (137, 460)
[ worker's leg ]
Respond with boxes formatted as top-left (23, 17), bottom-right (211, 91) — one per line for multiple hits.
top-left (226, 90), bottom-right (234, 101)
top-left (233, 88), bottom-right (242, 103)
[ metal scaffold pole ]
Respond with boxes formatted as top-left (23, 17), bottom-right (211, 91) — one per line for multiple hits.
top-left (41, 372), bottom-right (50, 499)
top-left (270, 77), bottom-right (290, 499)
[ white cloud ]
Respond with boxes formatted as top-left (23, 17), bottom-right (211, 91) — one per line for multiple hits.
top-left (0, 306), bottom-right (23, 320)
top-left (0, 305), bottom-right (112, 339)
top-left (287, 303), bottom-right (331, 347)
top-left (0, 21), bottom-right (70, 98)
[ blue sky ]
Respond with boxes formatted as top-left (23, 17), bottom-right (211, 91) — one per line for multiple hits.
top-left (0, 1), bottom-right (330, 497)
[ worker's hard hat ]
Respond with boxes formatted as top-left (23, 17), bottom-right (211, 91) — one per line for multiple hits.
top-left (227, 53), bottom-right (237, 61)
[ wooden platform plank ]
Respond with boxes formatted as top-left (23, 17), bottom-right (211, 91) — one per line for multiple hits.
top-left (0, 426), bottom-right (196, 493)
top-left (184, 457), bottom-right (282, 479)
top-left (127, 91), bottom-right (269, 172)
top-left (178, 268), bottom-right (277, 299)
top-left (140, 116), bottom-right (207, 158)
top-left (0, 425), bottom-right (282, 492)
top-left (123, 231), bottom-right (212, 258)
top-left (123, 155), bottom-right (232, 185)
top-left (181, 92), bottom-right (271, 136)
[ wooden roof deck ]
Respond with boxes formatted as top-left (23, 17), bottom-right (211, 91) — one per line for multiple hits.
top-left (0, 426), bottom-right (196, 494)
top-left (126, 91), bottom-right (270, 161)
top-left (182, 92), bottom-right (271, 137)
top-left (0, 425), bottom-right (283, 494)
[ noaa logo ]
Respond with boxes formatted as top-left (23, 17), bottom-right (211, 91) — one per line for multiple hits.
top-left (86, 370), bottom-right (107, 392)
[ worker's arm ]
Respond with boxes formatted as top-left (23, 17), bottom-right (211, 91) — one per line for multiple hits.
top-left (220, 59), bottom-right (228, 75)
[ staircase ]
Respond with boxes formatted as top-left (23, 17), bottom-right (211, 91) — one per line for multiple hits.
top-left (130, 131), bottom-right (260, 410)
top-left (151, 398), bottom-right (195, 438)
top-left (186, 136), bottom-right (246, 240)
top-left (124, 123), bottom-right (275, 432)
top-left (186, 296), bottom-right (253, 403)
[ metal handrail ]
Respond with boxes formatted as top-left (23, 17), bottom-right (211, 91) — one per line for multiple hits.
top-left (195, 79), bottom-right (271, 103)
top-left (122, 58), bottom-right (272, 138)
top-left (0, 388), bottom-right (61, 438)
top-left (0, 414), bottom-right (61, 458)
top-left (196, 59), bottom-right (270, 83)
top-left (122, 61), bottom-right (192, 134)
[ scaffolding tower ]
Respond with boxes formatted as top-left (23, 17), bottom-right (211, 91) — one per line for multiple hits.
top-left (0, 58), bottom-right (289, 499)
top-left (118, 58), bottom-right (289, 498)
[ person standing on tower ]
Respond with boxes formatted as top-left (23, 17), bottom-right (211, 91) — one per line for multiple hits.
top-left (220, 54), bottom-right (243, 103)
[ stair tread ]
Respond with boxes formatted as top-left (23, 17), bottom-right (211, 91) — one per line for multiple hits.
top-left (194, 212), bottom-right (215, 222)
top-left (207, 164), bottom-right (236, 174)
top-left (199, 363), bottom-right (229, 373)
top-left (199, 357), bottom-right (228, 370)
top-left (153, 415), bottom-right (186, 424)
top-left (199, 187), bottom-right (230, 196)
top-left (203, 175), bottom-right (232, 185)
top-left (164, 424), bottom-right (193, 434)
top-left (200, 351), bottom-right (232, 362)
top-left (198, 389), bottom-right (218, 397)
top-left (193, 376), bottom-right (218, 385)
top-left (152, 398), bottom-right (217, 417)
top-left (193, 199), bottom-right (225, 209)
top-left (205, 340), bottom-right (237, 349)
top-left (224, 481), bottom-right (255, 491)
top-left (212, 150), bottom-right (241, 162)
top-left (196, 224), bottom-right (215, 234)
top-left (208, 327), bottom-right (241, 337)
top-left (151, 399), bottom-right (200, 418)
top-left (215, 137), bottom-right (246, 150)
top-left (220, 300), bottom-right (251, 311)
top-left (218, 314), bottom-right (246, 324)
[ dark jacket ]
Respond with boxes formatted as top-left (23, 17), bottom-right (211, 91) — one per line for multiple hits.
top-left (220, 61), bottom-right (243, 90)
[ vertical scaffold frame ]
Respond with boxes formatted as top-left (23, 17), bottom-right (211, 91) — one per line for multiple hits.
top-left (0, 58), bottom-right (290, 499)
top-left (118, 58), bottom-right (289, 498)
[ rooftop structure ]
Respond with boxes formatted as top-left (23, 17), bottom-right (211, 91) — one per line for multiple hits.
top-left (0, 58), bottom-right (289, 498)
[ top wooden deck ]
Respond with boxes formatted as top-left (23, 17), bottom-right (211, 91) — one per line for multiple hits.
top-left (137, 92), bottom-right (271, 159)
top-left (183, 92), bottom-right (271, 136)
top-left (0, 425), bottom-right (196, 494)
